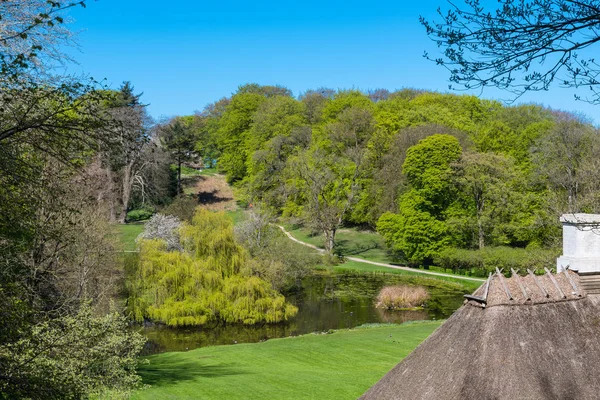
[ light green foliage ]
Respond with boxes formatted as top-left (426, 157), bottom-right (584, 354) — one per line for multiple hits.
top-left (217, 92), bottom-right (266, 182)
top-left (435, 246), bottom-right (561, 276)
top-left (403, 134), bottom-right (462, 204)
top-left (321, 90), bottom-right (372, 121)
top-left (132, 322), bottom-right (442, 400)
top-left (285, 148), bottom-right (362, 252)
top-left (300, 88), bottom-right (333, 124)
top-left (192, 86), bottom-right (576, 271)
top-left (473, 105), bottom-right (554, 166)
top-left (129, 209), bottom-right (297, 327)
top-left (450, 152), bottom-right (543, 248)
top-left (247, 126), bottom-right (312, 208)
top-left (236, 210), bottom-right (324, 290)
top-left (377, 208), bottom-right (450, 265)
top-left (1, 304), bottom-right (146, 400)
top-left (377, 135), bottom-right (462, 264)
top-left (246, 96), bottom-right (306, 159)
top-left (532, 117), bottom-right (600, 213)
top-left (179, 209), bottom-right (247, 277)
top-left (216, 84), bottom-right (295, 183)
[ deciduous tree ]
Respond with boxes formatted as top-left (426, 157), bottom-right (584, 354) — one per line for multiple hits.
top-left (422, 0), bottom-right (600, 102)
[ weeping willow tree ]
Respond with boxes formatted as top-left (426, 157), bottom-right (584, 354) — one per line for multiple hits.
top-left (128, 209), bottom-right (297, 326)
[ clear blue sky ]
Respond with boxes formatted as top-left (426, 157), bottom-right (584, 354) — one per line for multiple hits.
top-left (65, 0), bottom-right (599, 123)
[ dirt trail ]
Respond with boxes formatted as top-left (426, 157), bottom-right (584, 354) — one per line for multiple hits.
top-left (194, 174), bottom-right (236, 211)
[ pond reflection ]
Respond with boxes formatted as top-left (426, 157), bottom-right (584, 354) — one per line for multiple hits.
top-left (139, 272), bottom-right (465, 354)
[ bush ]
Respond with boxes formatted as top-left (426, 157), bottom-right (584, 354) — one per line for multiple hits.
top-left (375, 285), bottom-right (430, 309)
top-left (136, 213), bottom-right (181, 251)
top-left (126, 206), bottom-right (154, 222)
top-left (434, 246), bottom-right (561, 276)
top-left (1, 304), bottom-right (146, 399)
top-left (161, 195), bottom-right (197, 222)
top-left (235, 208), bottom-right (325, 290)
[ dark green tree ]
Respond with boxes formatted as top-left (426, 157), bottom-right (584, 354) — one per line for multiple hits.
top-left (159, 117), bottom-right (197, 194)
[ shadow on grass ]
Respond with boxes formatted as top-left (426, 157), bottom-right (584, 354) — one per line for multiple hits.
top-left (139, 358), bottom-right (247, 387)
top-left (334, 239), bottom-right (380, 257)
top-left (197, 190), bottom-right (232, 205)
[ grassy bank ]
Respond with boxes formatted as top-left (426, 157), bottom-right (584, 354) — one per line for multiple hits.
top-left (284, 224), bottom-right (483, 291)
top-left (284, 224), bottom-right (389, 263)
top-left (336, 261), bottom-right (482, 292)
top-left (118, 223), bottom-right (145, 251)
top-left (132, 321), bottom-right (441, 400)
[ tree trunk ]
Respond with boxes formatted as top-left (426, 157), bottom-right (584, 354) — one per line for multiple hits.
top-left (106, 168), bottom-right (116, 222)
top-left (177, 158), bottom-right (182, 195)
top-left (477, 218), bottom-right (485, 250)
top-left (119, 163), bottom-right (133, 223)
top-left (324, 228), bottom-right (336, 253)
top-left (476, 195), bottom-right (485, 250)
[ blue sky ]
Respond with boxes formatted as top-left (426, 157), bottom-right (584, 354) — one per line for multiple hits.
top-left (65, 0), bottom-right (599, 123)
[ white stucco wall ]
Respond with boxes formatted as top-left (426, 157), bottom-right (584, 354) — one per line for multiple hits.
top-left (557, 214), bottom-right (600, 273)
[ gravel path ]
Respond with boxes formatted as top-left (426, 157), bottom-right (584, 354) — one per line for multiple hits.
top-left (276, 225), bottom-right (485, 283)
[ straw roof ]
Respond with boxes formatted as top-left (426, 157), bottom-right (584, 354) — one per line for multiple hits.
top-left (361, 270), bottom-right (600, 400)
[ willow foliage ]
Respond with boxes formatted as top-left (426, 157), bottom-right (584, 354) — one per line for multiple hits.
top-left (129, 209), bottom-right (297, 327)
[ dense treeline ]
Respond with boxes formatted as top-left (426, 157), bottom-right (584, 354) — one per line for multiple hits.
top-left (184, 84), bottom-right (599, 270)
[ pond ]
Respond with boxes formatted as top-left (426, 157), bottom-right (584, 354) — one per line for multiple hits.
top-left (139, 271), bottom-right (467, 355)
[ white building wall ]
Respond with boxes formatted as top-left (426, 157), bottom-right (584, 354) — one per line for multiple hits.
top-left (557, 214), bottom-right (600, 273)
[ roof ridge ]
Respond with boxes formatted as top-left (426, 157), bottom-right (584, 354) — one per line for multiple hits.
top-left (464, 269), bottom-right (584, 308)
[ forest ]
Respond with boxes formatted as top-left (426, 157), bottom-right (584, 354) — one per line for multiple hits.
top-left (3, 0), bottom-right (600, 398)
top-left (186, 84), bottom-right (597, 270)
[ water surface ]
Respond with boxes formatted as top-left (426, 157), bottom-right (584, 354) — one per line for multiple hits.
top-left (140, 272), bottom-right (465, 354)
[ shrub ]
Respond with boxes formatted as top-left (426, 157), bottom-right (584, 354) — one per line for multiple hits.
top-left (235, 208), bottom-right (324, 290)
top-left (375, 285), bottom-right (430, 309)
top-left (1, 303), bottom-right (146, 399)
top-left (434, 246), bottom-right (561, 276)
top-left (126, 205), bottom-right (154, 222)
top-left (161, 195), bottom-right (198, 222)
top-left (136, 213), bottom-right (181, 251)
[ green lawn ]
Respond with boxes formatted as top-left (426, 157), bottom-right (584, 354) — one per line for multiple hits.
top-left (284, 224), bottom-right (483, 290)
top-left (118, 223), bottom-right (145, 251)
top-left (132, 322), bottom-right (441, 400)
top-left (336, 261), bottom-right (482, 292)
top-left (284, 225), bottom-right (389, 263)
top-left (179, 166), bottom-right (219, 177)
top-left (225, 209), bottom-right (246, 226)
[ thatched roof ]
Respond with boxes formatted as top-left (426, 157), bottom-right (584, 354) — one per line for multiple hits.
top-left (467, 268), bottom-right (582, 307)
top-left (361, 270), bottom-right (600, 400)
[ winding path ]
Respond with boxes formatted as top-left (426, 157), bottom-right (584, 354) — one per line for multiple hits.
top-left (276, 225), bottom-right (485, 283)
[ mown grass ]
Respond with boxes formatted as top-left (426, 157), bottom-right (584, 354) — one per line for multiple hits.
top-left (284, 225), bottom-right (389, 263)
top-left (118, 223), bottom-right (145, 251)
top-left (336, 261), bottom-right (482, 292)
top-left (179, 166), bottom-right (219, 177)
top-left (225, 209), bottom-right (245, 226)
top-left (132, 321), bottom-right (442, 400)
top-left (285, 225), bottom-right (483, 289)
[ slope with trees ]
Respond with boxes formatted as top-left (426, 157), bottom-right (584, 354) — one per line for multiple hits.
top-left (186, 82), bottom-right (600, 275)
